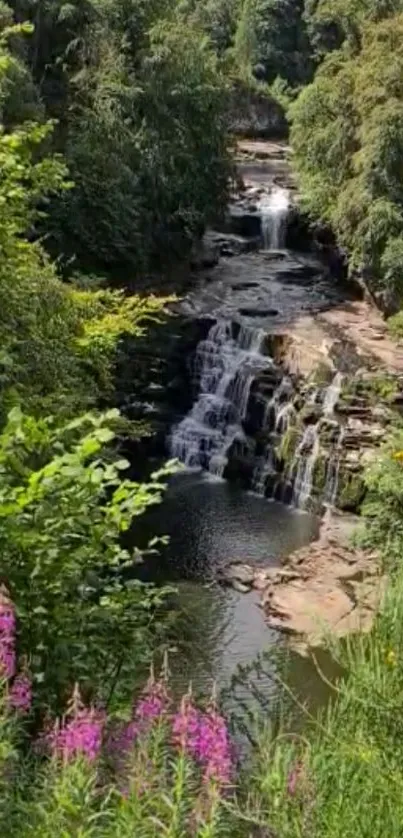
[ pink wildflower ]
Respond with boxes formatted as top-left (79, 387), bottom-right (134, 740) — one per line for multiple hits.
top-left (134, 671), bottom-right (169, 729)
top-left (51, 686), bottom-right (105, 763)
top-left (197, 707), bottom-right (233, 786)
top-left (171, 687), bottom-right (233, 787)
top-left (9, 672), bottom-right (32, 713)
top-left (0, 597), bottom-right (16, 680)
top-left (172, 692), bottom-right (201, 757)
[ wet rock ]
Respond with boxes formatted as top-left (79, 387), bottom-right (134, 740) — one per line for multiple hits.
top-left (224, 206), bottom-right (262, 238)
top-left (206, 230), bottom-right (261, 257)
top-left (231, 281), bottom-right (260, 291)
top-left (223, 564), bottom-right (256, 585)
top-left (190, 239), bottom-right (219, 271)
top-left (231, 580), bottom-right (251, 594)
top-left (239, 307), bottom-right (279, 318)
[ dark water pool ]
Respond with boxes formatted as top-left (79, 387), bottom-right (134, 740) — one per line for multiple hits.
top-left (137, 472), bottom-right (325, 710)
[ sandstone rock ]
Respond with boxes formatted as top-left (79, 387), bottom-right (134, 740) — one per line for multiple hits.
top-left (261, 511), bottom-right (380, 648)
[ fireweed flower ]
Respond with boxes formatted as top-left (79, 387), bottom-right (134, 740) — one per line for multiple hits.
top-left (9, 672), bottom-right (32, 713)
top-left (197, 707), bottom-right (233, 786)
top-left (172, 687), bottom-right (233, 786)
top-left (53, 708), bottom-right (105, 762)
top-left (172, 691), bottom-right (201, 757)
top-left (51, 686), bottom-right (105, 763)
top-left (107, 672), bottom-right (169, 771)
top-left (0, 596), bottom-right (16, 680)
top-left (134, 674), bottom-right (169, 728)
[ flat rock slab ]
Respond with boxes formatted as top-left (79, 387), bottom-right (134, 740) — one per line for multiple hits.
top-left (262, 511), bottom-right (384, 649)
top-left (268, 580), bottom-right (354, 640)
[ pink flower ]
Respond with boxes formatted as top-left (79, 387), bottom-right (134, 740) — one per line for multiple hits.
top-left (134, 673), bottom-right (170, 729)
top-left (171, 690), bottom-right (233, 787)
top-left (197, 708), bottom-right (233, 786)
top-left (53, 708), bottom-right (105, 762)
top-left (49, 687), bottom-right (105, 763)
top-left (0, 597), bottom-right (16, 680)
top-left (9, 672), bottom-right (32, 713)
top-left (172, 693), bottom-right (201, 757)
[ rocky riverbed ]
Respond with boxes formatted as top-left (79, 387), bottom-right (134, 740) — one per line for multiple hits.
top-left (218, 509), bottom-right (385, 653)
top-left (128, 138), bottom-right (402, 651)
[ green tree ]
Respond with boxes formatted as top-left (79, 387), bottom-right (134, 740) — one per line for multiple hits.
top-left (0, 409), bottom-right (174, 710)
top-left (50, 12), bottom-right (231, 271)
top-left (291, 9), bottom-right (403, 307)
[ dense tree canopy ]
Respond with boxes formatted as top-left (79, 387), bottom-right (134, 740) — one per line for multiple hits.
top-left (3, 0), bottom-right (232, 274)
top-left (291, 0), bottom-right (403, 308)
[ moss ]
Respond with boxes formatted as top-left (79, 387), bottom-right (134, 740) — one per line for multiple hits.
top-left (366, 374), bottom-right (399, 405)
top-left (338, 471), bottom-right (366, 512)
top-left (277, 425), bottom-right (300, 465)
top-left (312, 454), bottom-right (327, 495)
top-left (310, 362), bottom-right (334, 387)
top-left (340, 373), bottom-right (398, 406)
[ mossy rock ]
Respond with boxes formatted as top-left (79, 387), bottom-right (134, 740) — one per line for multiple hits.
top-left (300, 403), bottom-right (322, 424)
top-left (310, 362), bottom-right (334, 387)
top-left (337, 471), bottom-right (366, 512)
top-left (312, 454), bottom-right (328, 496)
top-left (277, 425), bottom-right (300, 465)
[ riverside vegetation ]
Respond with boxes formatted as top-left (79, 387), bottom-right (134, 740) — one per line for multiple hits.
top-left (1, 0), bottom-right (403, 836)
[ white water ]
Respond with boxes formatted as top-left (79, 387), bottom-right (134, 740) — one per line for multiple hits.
top-left (251, 377), bottom-right (294, 495)
top-left (292, 425), bottom-right (320, 510)
top-left (259, 187), bottom-right (290, 250)
top-left (324, 428), bottom-right (345, 507)
top-left (290, 372), bottom-right (344, 510)
top-left (323, 372), bottom-right (343, 416)
top-left (170, 322), bottom-right (272, 477)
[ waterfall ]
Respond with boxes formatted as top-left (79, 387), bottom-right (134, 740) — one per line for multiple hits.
top-left (251, 448), bottom-right (276, 496)
top-left (289, 372), bottom-right (344, 510)
top-left (170, 321), bottom-right (271, 477)
top-left (251, 377), bottom-right (294, 495)
top-left (324, 428), bottom-right (345, 507)
top-left (292, 425), bottom-right (320, 510)
top-left (259, 187), bottom-right (290, 250)
top-left (323, 372), bottom-right (343, 416)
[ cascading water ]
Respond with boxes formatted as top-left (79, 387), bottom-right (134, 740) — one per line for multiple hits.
top-left (170, 321), bottom-right (272, 477)
top-left (288, 372), bottom-right (344, 511)
top-left (251, 377), bottom-right (294, 495)
top-left (324, 428), bottom-right (345, 506)
top-left (259, 187), bottom-right (290, 250)
top-left (323, 372), bottom-right (343, 416)
top-left (292, 425), bottom-right (320, 510)
top-left (170, 318), bottom-right (345, 509)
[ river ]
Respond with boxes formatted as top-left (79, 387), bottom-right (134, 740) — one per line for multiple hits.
top-left (140, 471), bottom-right (332, 717)
top-left (135, 144), bottom-right (345, 715)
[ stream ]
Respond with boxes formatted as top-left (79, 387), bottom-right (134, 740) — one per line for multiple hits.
top-left (138, 144), bottom-right (351, 713)
top-left (143, 471), bottom-right (329, 714)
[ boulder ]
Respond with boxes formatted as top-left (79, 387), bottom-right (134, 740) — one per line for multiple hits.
top-left (219, 563), bottom-right (255, 587)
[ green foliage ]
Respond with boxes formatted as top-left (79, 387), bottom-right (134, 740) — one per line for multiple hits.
top-left (291, 4), bottom-right (403, 305)
top-left (360, 430), bottom-right (403, 567)
top-left (0, 676), bottom-right (239, 838)
top-left (233, 567), bottom-right (403, 836)
top-left (0, 409), bottom-right (175, 710)
top-left (5, 0), bottom-right (232, 274)
top-left (230, 0), bottom-right (314, 87)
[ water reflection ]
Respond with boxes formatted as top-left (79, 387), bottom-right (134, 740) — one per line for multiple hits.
top-left (139, 472), bottom-right (320, 705)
